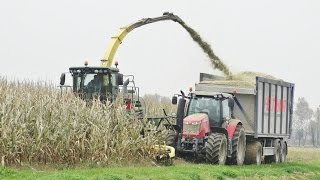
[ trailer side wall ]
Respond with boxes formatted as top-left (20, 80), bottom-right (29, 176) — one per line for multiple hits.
top-left (255, 77), bottom-right (294, 138)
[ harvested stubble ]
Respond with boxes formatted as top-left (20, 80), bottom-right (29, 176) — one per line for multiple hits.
top-left (0, 77), bottom-right (165, 166)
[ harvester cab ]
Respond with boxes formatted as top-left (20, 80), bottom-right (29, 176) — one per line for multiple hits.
top-left (59, 62), bottom-right (143, 115)
top-left (59, 62), bottom-right (123, 102)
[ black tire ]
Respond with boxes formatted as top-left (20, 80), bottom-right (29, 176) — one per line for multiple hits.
top-left (244, 141), bottom-right (262, 165)
top-left (165, 129), bottom-right (177, 147)
top-left (227, 125), bottom-right (246, 165)
top-left (272, 139), bottom-right (281, 163)
top-left (280, 141), bottom-right (287, 162)
top-left (206, 133), bottom-right (227, 165)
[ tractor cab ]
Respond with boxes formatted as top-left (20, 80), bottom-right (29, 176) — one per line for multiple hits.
top-left (172, 92), bottom-right (235, 133)
top-left (186, 93), bottom-right (234, 128)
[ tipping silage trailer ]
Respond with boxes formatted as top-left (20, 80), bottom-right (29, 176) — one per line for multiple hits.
top-left (194, 73), bottom-right (295, 164)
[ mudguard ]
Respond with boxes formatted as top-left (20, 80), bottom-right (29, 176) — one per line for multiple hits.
top-left (226, 119), bottom-right (242, 139)
top-left (210, 127), bottom-right (228, 137)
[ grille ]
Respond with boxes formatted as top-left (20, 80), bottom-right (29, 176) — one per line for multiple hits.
top-left (183, 123), bottom-right (200, 134)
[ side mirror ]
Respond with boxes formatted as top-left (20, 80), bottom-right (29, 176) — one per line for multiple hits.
top-left (60, 73), bottom-right (66, 85)
top-left (172, 96), bottom-right (177, 105)
top-left (117, 73), bottom-right (123, 85)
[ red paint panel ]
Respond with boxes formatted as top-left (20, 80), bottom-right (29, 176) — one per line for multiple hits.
top-left (182, 113), bottom-right (210, 138)
top-left (226, 122), bottom-right (238, 139)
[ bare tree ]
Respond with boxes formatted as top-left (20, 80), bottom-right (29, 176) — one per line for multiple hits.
top-left (309, 120), bottom-right (317, 146)
top-left (294, 97), bottom-right (313, 146)
top-left (314, 107), bottom-right (320, 146)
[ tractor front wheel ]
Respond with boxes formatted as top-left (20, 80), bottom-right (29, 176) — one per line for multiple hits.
top-left (165, 129), bottom-right (177, 147)
top-left (206, 133), bottom-right (227, 165)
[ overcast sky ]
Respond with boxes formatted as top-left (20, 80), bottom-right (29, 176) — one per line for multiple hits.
top-left (0, 1), bottom-right (319, 109)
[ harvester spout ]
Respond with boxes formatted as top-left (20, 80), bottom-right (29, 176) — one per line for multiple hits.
top-left (101, 12), bottom-right (185, 67)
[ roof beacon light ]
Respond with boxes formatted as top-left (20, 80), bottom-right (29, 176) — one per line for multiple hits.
top-left (84, 60), bottom-right (88, 66)
top-left (115, 61), bottom-right (119, 68)
top-left (189, 86), bottom-right (193, 92)
top-left (233, 89), bottom-right (237, 94)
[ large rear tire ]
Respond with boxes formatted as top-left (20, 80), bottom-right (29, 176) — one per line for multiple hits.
top-left (244, 141), bottom-right (262, 165)
top-left (206, 133), bottom-right (227, 165)
top-left (227, 125), bottom-right (246, 165)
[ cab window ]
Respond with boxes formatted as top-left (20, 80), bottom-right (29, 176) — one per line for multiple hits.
top-left (222, 99), bottom-right (230, 119)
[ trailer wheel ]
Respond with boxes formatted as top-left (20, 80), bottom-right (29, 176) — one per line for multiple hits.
top-left (265, 139), bottom-right (281, 163)
top-left (206, 133), bottom-right (227, 165)
top-left (244, 141), bottom-right (262, 165)
top-left (272, 139), bottom-right (281, 163)
top-left (280, 141), bottom-right (287, 162)
top-left (165, 130), bottom-right (177, 147)
top-left (227, 125), bottom-right (246, 165)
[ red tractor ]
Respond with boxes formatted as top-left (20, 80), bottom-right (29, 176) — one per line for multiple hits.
top-left (167, 91), bottom-right (246, 165)
top-left (166, 74), bottom-right (294, 165)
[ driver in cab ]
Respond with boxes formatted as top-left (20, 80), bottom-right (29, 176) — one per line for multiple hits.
top-left (87, 75), bottom-right (102, 95)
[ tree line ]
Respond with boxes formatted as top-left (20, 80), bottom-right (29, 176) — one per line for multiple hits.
top-left (291, 97), bottom-right (320, 147)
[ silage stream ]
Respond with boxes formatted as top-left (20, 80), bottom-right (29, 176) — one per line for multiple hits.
top-left (175, 18), bottom-right (232, 76)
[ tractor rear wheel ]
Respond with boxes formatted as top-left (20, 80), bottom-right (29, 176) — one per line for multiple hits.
top-left (227, 125), bottom-right (246, 165)
top-left (244, 141), bottom-right (262, 165)
top-left (206, 133), bottom-right (227, 165)
top-left (165, 129), bottom-right (177, 147)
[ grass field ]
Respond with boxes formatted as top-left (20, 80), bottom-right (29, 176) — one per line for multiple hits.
top-left (1, 147), bottom-right (319, 180)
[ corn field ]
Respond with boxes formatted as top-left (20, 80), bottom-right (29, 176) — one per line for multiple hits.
top-left (142, 94), bottom-right (176, 117)
top-left (0, 77), bottom-right (167, 166)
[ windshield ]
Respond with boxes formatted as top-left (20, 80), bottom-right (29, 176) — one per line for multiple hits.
top-left (83, 74), bottom-right (103, 93)
top-left (72, 73), bottom-right (112, 100)
top-left (188, 96), bottom-right (221, 126)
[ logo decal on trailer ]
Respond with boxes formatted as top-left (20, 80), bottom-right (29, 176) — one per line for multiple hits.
top-left (264, 97), bottom-right (286, 112)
